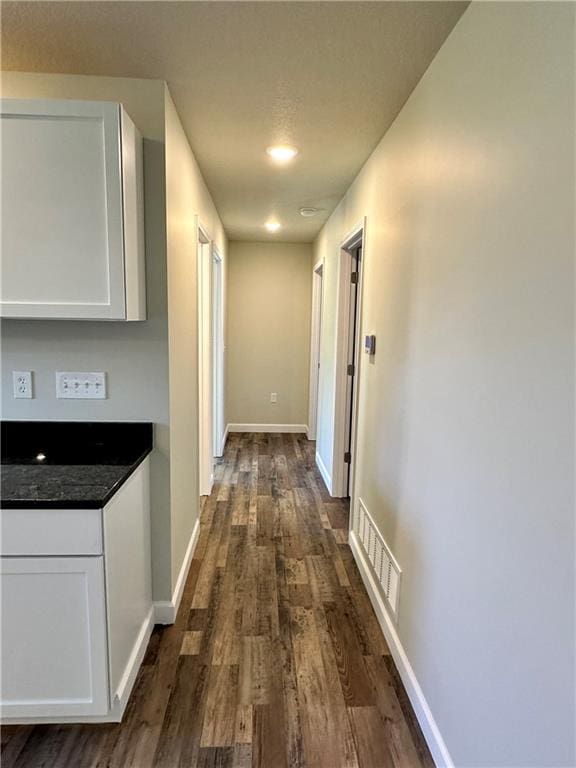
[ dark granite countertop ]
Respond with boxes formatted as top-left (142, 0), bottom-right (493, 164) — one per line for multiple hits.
top-left (1, 421), bottom-right (153, 509)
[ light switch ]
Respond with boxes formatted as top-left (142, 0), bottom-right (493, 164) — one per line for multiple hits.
top-left (56, 372), bottom-right (107, 399)
top-left (13, 371), bottom-right (33, 399)
top-left (364, 335), bottom-right (376, 356)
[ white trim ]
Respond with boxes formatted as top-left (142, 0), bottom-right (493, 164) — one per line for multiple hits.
top-left (170, 516), bottom-right (200, 618)
top-left (331, 218), bottom-right (367, 498)
top-left (315, 450), bottom-right (332, 493)
top-left (341, 218), bottom-right (365, 252)
top-left (212, 244), bottom-right (226, 459)
top-left (153, 600), bottom-right (176, 626)
top-left (220, 423), bottom-right (229, 454)
top-left (332, 248), bottom-right (352, 497)
top-left (198, 219), bottom-right (214, 497)
top-left (111, 606), bottom-right (154, 720)
top-left (308, 259), bottom-right (324, 441)
top-left (349, 530), bottom-right (454, 768)
top-left (227, 423), bottom-right (308, 434)
top-left (154, 517), bottom-right (200, 625)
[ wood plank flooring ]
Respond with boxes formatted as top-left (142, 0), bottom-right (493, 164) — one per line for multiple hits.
top-left (2, 433), bottom-right (433, 768)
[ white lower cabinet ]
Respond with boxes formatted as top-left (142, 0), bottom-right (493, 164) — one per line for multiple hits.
top-left (0, 459), bottom-right (153, 723)
top-left (1, 556), bottom-right (109, 718)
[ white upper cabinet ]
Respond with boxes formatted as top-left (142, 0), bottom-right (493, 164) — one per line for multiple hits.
top-left (1, 99), bottom-right (146, 320)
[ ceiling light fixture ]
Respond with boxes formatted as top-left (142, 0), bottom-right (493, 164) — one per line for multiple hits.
top-left (265, 221), bottom-right (281, 233)
top-left (299, 207), bottom-right (318, 217)
top-left (266, 145), bottom-right (299, 164)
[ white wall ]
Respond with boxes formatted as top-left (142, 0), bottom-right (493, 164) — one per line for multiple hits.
top-left (226, 241), bottom-right (312, 429)
top-left (164, 87), bottom-right (226, 588)
top-left (314, 4), bottom-right (575, 766)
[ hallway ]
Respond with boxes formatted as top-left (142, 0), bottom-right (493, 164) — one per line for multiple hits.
top-left (2, 433), bottom-right (432, 768)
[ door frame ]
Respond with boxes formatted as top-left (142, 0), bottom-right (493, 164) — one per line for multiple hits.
top-left (307, 258), bottom-right (324, 441)
top-left (197, 220), bottom-right (214, 497)
top-left (212, 245), bottom-right (225, 458)
top-left (331, 218), bottom-right (366, 499)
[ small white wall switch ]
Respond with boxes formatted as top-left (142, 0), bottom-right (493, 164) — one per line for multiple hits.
top-left (56, 372), bottom-right (107, 399)
top-left (270, 392), bottom-right (278, 403)
top-left (364, 335), bottom-right (376, 355)
top-left (13, 371), bottom-right (33, 399)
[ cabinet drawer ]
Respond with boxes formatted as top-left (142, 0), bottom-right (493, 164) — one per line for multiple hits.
top-left (1, 508), bottom-right (103, 556)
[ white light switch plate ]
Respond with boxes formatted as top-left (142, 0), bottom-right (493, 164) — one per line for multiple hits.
top-left (13, 371), bottom-right (33, 399)
top-left (56, 372), bottom-right (107, 399)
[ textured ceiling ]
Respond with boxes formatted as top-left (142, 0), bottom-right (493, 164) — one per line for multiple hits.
top-left (1, 1), bottom-right (468, 242)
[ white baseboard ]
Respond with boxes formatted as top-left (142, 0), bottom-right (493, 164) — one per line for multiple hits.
top-left (349, 530), bottom-right (454, 768)
top-left (111, 606), bottom-right (155, 721)
top-left (153, 601), bottom-right (176, 625)
top-left (214, 425), bottom-right (229, 459)
top-left (227, 423), bottom-right (308, 434)
top-left (220, 424), bottom-right (229, 455)
top-left (154, 517), bottom-right (199, 625)
top-left (315, 450), bottom-right (332, 493)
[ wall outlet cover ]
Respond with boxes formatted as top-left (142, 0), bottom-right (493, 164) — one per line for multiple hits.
top-left (13, 371), bottom-right (33, 399)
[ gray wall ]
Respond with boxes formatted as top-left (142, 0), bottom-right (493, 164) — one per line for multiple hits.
top-left (0, 73), bottom-right (172, 600)
top-left (314, 4), bottom-right (575, 765)
top-left (1, 73), bottom-right (229, 605)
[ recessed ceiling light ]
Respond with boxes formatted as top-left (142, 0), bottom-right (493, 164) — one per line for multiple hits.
top-left (266, 145), bottom-right (299, 164)
top-left (265, 221), bottom-right (281, 233)
top-left (299, 207), bottom-right (318, 217)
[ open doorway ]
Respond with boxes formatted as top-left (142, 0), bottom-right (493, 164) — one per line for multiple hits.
top-left (212, 246), bottom-right (225, 458)
top-left (308, 259), bottom-right (324, 441)
top-left (331, 220), bottom-right (365, 498)
top-left (198, 222), bottom-right (213, 497)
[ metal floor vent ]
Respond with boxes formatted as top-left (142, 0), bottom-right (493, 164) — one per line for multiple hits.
top-left (355, 498), bottom-right (402, 620)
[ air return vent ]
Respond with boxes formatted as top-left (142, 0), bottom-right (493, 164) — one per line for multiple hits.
top-left (355, 498), bottom-right (402, 619)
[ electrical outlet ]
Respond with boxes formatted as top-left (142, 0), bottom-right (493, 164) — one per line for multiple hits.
top-left (13, 371), bottom-right (33, 399)
top-left (56, 372), bottom-right (107, 399)
top-left (270, 392), bottom-right (278, 403)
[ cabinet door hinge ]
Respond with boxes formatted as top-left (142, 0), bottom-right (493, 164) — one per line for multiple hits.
top-left (347, 363), bottom-right (355, 376)
top-left (351, 271), bottom-right (359, 284)
top-left (344, 451), bottom-right (352, 464)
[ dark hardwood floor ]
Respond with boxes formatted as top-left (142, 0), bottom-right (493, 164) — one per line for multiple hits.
top-left (2, 433), bottom-right (433, 768)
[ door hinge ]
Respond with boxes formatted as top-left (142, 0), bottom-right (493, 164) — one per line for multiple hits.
top-left (344, 451), bottom-right (352, 464)
top-left (347, 363), bottom-right (355, 376)
top-left (351, 271), bottom-right (359, 284)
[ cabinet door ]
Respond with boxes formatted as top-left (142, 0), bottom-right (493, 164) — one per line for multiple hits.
top-left (0, 99), bottom-right (126, 319)
top-left (0, 556), bottom-right (109, 718)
